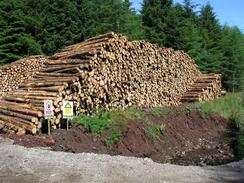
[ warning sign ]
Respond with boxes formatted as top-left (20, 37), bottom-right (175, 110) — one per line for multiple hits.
top-left (62, 101), bottom-right (74, 119)
top-left (44, 100), bottom-right (54, 119)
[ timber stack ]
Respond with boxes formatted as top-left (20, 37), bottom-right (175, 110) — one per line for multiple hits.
top-left (0, 32), bottom-right (222, 135)
top-left (0, 56), bottom-right (47, 97)
top-left (180, 73), bottom-right (222, 102)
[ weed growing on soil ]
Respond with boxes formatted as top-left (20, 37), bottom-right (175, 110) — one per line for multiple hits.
top-left (72, 108), bottom-right (142, 148)
top-left (72, 112), bottom-right (110, 135)
top-left (72, 108), bottom-right (141, 136)
top-left (198, 93), bottom-right (243, 119)
top-left (238, 135), bottom-right (244, 158)
top-left (183, 106), bottom-right (191, 116)
top-left (197, 92), bottom-right (244, 158)
top-left (145, 122), bottom-right (166, 143)
top-left (145, 107), bottom-right (179, 117)
top-left (101, 129), bottom-right (121, 149)
top-left (197, 92), bottom-right (244, 131)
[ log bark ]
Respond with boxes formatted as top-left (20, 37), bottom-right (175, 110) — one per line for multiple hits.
top-left (0, 114), bottom-right (37, 134)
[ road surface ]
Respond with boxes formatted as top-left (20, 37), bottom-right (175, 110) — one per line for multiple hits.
top-left (0, 136), bottom-right (244, 183)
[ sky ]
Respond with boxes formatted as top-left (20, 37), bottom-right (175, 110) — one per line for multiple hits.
top-left (131, 0), bottom-right (244, 32)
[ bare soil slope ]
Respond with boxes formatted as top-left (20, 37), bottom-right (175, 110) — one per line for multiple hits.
top-left (3, 110), bottom-right (237, 166)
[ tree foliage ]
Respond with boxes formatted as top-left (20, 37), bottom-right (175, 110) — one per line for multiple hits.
top-left (141, 0), bottom-right (244, 91)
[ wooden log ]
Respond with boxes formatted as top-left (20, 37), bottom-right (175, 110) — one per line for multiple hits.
top-left (0, 102), bottom-right (42, 117)
top-left (8, 91), bottom-right (59, 97)
top-left (85, 32), bottom-right (115, 42)
top-left (23, 86), bottom-right (66, 92)
top-left (0, 115), bottom-right (37, 134)
top-left (19, 82), bottom-right (68, 88)
top-left (0, 109), bottom-right (38, 123)
top-left (46, 59), bottom-right (90, 65)
top-left (4, 95), bottom-right (59, 101)
top-left (0, 120), bottom-right (24, 134)
top-left (31, 77), bottom-right (79, 83)
top-left (35, 72), bottom-right (79, 77)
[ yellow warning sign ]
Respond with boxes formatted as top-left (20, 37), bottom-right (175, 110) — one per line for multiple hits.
top-left (62, 101), bottom-right (74, 119)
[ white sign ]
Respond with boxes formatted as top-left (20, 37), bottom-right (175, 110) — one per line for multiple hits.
top-left (62, 101), bottom-right (74, 119)
top-left (44, 100), bottom-right (54, 119)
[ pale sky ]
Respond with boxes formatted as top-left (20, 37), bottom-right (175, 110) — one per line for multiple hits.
top-left (131, 0), bottom-right (244, 32)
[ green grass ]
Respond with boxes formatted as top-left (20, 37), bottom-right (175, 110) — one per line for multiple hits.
top-left (145, 106), bottom-right (179, 117)
top-left (238, 135), bottom-right (244, 158)
top-left (72, 107), bottom-right (168, 147)
top-left (198, 92), bottom-right (244, 158)
top-left (101, 129), bottom-right (121, 149)
top-left (197, 92), bottom-right (244, 119)
top-left (197, 92), bottom-right (244, 130)
top-left (72, 108), bottom-right (142, 148)
top-left (72, 108), bottom-right (142, 136)
top-left (145, 122), bottom-right (166, 143)
top-left (72, 92), bottom-right (244, 152)
top-left (197, 92), bottom-right (244, 128)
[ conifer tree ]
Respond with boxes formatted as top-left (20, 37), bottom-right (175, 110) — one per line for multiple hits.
top-left (199, 3), bottom-right (224, 73)
top-left (141, 0), bottom-right (174, 46)
top-left (220, 26), bottom-right (244, 91)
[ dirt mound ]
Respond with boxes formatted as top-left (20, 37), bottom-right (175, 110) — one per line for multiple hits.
top-left (116, 121), bottom-right (152, 157)
top-left (2, 111), bottom-right (237, 166)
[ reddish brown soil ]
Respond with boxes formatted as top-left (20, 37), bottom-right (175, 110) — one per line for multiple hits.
top-left (2, 110), bottom-right (237, 166)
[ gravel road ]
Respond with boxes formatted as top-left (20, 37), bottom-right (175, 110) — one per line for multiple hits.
top-left (0, 136), bottom-right (244, 183)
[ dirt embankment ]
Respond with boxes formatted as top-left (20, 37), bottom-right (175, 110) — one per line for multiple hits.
top-left (2, 111), bottom-right (237, 166)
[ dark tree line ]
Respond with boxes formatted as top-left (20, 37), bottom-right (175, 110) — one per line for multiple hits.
top-left (0, 0), bottom-right (243, 91)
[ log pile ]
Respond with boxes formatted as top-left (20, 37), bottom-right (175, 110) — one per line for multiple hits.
top-left (0, 56), bottom-right (47, 97)
top-left (180, 73), bottom-right (222, 102)
top-left (0, 32), bottom-right (222, 135)
top-left (50, 32), bottom-right (200, 112)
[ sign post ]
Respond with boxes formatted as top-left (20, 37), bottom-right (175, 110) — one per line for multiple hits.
top-left (44, 100), bottom-right (54, 135)
top-left (62, 101), bottom-right (74, 130)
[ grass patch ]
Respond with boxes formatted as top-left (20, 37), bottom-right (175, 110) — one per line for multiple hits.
top-left (72, 107), bottom-right (168, 146)
top-left (72, 108), bottom-right (142, 136)
top-left (145, 107), bottom-right (179, 117)
top-left (101, 129), bottom-right (121, 149)
top-left (197, 92), bottom-right (244, 158)
top-left (183, 105), bottom-right (191, 116)
top-left (197, 92), bottom-right (244, 130)
top-left (72, 108), bottom-right (142, 149)
top-left (197, 93), bottom-right (244, 119)
top-left (145, 122), bottom-right (166, 143)
top-left (237, 135), bottom-right (244, 158)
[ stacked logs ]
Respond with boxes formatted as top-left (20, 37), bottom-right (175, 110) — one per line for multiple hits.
top-left (50, 32), bottom-right (200, 113)
top-left (0, 56), bottom-right (47, 97)
top-left (180, 73), bottom-right (222, 102)
top-left (0, 32), bottom-right (219, 135)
